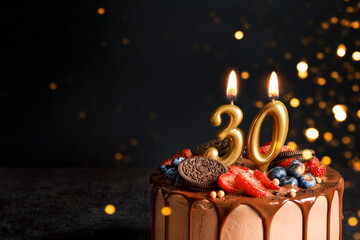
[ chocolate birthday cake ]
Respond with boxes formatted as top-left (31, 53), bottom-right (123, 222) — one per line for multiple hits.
top-left (149, 139), bottom-right (344, 240)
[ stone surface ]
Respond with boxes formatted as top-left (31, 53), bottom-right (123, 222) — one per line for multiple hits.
top-left (0, 167), bottom-right (357, 240)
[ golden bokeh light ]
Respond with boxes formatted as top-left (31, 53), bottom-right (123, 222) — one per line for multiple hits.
top-left (354, 161), bottom-right (360, 172)
top-left (49, 83), bottom-right (57, 90)
top-left (305, 128), bottom-right (319, 141)
top-left (316, 52), bottom-right (324, 60)
top-left (297, 61), bottom-right (308, 72)
top-left (348, 124), bottom-right (356, 132)
top-left (105, 204), bottom-right (116, 215)
top-left (353, 85), bottom-right (360, 92)
top-left (318, 101), bottom-right (326, 109)
top-left (234, 31), bottom-right (244, 40)
top-left (255, 101), bottom-right (264, 108)
top-left (321, 156), bottom-right (331, 165)
top-left (240, 71), bottom-right (249, 79)
top-left (78, 111), bottom-right (87, 119)
top-left (130, 138), bottom-right (138, 146)
top-left (302, 149), bottom-right (313, 160)
top-left (353, 51), bottom-right (360, 61)
top-left (344, 151), bottom-right (353, 159)
top-left (98, 8), bottom-right (105, 15)
top-left (348, 217), bottom-right (358, 227)
top-left (336, 44), bottom-right (346, 57)
top-left (305, 97), bottom-right (314, 105)
top-left (298, 71), bottom-right (308, 79)
top-left (290, 98), bottom-right (300, 108)
top-left (342, 136), bottom-right (351, 145)
top-left (334, 111), bottom-right (347, 122)
top-left (114, 152), bottom-right (123, 161)
top-left (352, 21), bottom-right (360, 29)
top-left (323, 132), bottom-right (333, 142)
top-left (161, 206), bottom-right (172, 216)
top-left (316, 77), bottom-right (326, 86)
top-left (287, 141), bottom-right (297, 151)
top-left (332, 104), bottom-right (346, 114)
top-left (357, 110), bottom-right (360, 118)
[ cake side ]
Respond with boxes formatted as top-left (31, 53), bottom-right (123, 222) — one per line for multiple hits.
top-left (150, 165), bottom-right (344, 240)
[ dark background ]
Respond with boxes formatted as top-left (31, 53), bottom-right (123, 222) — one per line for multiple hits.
top-left (3, 0), bottom-right (360, 169)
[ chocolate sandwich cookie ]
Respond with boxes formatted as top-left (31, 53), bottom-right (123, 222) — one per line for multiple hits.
top-left (178, 156), bottom-right (228, 191)
top-left (192, 138), bottom-right (230, 157)
top-left (270, 149), bottom-right (316, 168)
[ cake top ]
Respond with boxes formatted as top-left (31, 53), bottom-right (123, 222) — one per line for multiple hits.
top-left (153, 139), bottom-right (342, 200)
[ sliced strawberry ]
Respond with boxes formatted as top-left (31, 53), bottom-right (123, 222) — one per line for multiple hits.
top-left (307, 165), bottom-right (326, 177)
top-left (305, 157), bottom-right (320, 169)
top-left (228, 165), bottom-right (254, 175)
top-left (235, 171), bottom-right (267, 198)
top-left (261, 141), bottom-right (272, 147)
top-left (253, 170), bottom-right (280, 190)
top-left (161, 149), bottom-right (192, 165)
top-left (218, 172), bottom-right (243, 193)
top-left (277, 158), bottom-right (295, 168)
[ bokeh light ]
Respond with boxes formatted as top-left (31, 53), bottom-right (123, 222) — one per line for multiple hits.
top-left (348, 217), bottom-right (358, 227)
top-left (105, 204), bottom-right (116, 215)
top-left (302, 149), bottom-right (313, 160)
top-left (240, 71), bottom-right (249, 79)
top-left (97, 8), bottom-right (105, 15)
top-left (234, 31), bottom-right (244, 40)
top-left (316, 77), bottom-right (326, 86)
top-left (305, 128), bottom-right (319, 142)
top-left (290, 98), bottom-right (300, 108)
top-left (323, 132), bottom-right (333, 142)
top-left (353, 51), bottom-right (360, 61)
top-left (298, 71), bottom-right (308, 79)
top-left (336, 44), bottom-right (346, 57)
top-left (297, 61), bottom-right (308, 72)
top-left (49, 83), bottom-right (57, 90)
top-left (321, 156), bottom-right (331, 165)
top-left (161, 206), bottom-right (172, 216)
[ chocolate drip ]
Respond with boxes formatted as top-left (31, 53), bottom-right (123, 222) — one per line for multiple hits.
top-left (150, 166), bottom-right (344, 240)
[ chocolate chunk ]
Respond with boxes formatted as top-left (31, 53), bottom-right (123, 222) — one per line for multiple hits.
top-left (192, 138), bottom-right (230, 157)
top-left (178, 156), bottom-right (228, 191)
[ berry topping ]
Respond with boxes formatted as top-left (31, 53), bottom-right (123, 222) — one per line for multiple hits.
top-left (164, 168), bottom-right (178, 181)
top-left (218, 172), bottom-right (243, 193)
top-left (307, 165), bottom-right (326, 177)
top-left (305, 157), bottom-right (320, 169)
top-left (277, 158), bottom-right (295, 168)
top-left (235, 171), bottom-right (267, 198)
top-left (171, 157), bottom-right (185, 168)
top-left (280, 176), bottom-right (299, 186)
top-left (253, 170), bottom-right (280, 190)
top-left (287, 163), bottom-right (305, 178)
top-left (159, 164), bottom-right (171, 174)
top-left (228, 165), bottom-right (254, 175)
top-left (268, 167), bottom-right (287, 180)
top-left (289, 159), bottom-right (302, 167)
top-left (162, 149), bottom-right (192, 165)
top-left (259, 142), bottom-right (290, 154)
top-left (298, 173), bottom-right (316, 189)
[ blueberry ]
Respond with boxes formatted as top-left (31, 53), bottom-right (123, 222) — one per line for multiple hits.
top-left (298, 173), bottom-right (316, 189)
top-left (280, 176), bottom-right (299, 186)
top-left (268, 167), bottom-right (287, 180)
top-left (289, 160), bottom-right (302, 167)
top-left (159, 165), bottom-right (171, 174)
top-left (171, 157), bottom-right (185, 168)
top-left (287, 163), bottom-right (305, 178)
top-left (164, 168), bottom-right (178, 180)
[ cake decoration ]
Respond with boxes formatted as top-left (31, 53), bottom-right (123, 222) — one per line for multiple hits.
top-left (177, 156), bottom-right (228, 191)
top-left (192, 138), bottom-right (230, 157)
top-left (217, 172), bottom-right (243, 193)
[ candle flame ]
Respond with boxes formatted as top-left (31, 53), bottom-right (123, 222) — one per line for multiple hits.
top-left (268, 71), bottom-right (279, 99)
top-left (226, 70), bottom-right (238, 99)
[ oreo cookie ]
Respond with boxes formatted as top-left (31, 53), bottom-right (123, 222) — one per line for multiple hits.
top-left (192, 138), bottom-right (230, 157)
top-left (178, 156), bottom-right (228, 191)
top-left (275, 149), bottom-right (315, 161)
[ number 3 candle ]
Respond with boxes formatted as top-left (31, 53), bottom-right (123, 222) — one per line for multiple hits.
top-left (246, 72), bottom-right (289, 173)
top-left (204, 70), bottom-right (246, 166)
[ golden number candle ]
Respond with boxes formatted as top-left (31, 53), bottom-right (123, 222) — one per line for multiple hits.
top-left (204, 71), bottom-right (246, 166)
top-left (246, 72), bottom-right (289, 173)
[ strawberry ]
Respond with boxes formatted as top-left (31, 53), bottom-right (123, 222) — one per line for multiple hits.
top-left (307, 165), bottom-right (326, 177)
top-left (162, 149), bottom-right (192, 165)
top-left (259, 142), bottom-right (290, 154)
top-left (305, 157), bottom-right (320, 169)
top-left (277, 158), bottom-right (295, 168)
top-left (235, 170), bottom-right (267, 198)
top-left (253, 170), bottom-right (280, 190)
top-left (228, 165), bottom-right (254, 175)
top-left (218, 172), bottom-right (243, 193)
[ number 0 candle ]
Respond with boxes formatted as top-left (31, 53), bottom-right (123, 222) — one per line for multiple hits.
top-left (246, 72), bottom-right (289, 173)
top-left (204, 70), bottom-right (246, 166)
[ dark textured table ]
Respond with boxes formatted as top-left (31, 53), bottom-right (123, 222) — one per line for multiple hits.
top-left (0, 168), bottom-right (358, 240)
